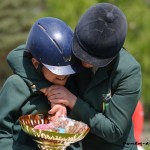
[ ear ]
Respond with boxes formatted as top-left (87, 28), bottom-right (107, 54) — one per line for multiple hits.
top-left (32, 58), bottom-right (40, 69)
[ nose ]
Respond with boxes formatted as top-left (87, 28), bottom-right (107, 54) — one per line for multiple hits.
top-left (81, 61), bottom-right (93, 68)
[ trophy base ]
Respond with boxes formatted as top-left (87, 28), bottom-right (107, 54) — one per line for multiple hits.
top-left (38, 145), bottom-right (67, 150)
top-left (35, 140), bottom-right (69, 150)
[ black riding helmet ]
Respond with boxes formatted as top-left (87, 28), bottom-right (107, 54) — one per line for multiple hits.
top-left (72, 3), bottom-right (128, 67)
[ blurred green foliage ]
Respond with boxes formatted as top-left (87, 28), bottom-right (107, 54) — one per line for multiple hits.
top-left (0, 0), bottom-right (44, 86)
top-left (0, 0), bottom-right (150, 118)
top-left (144, 145), bottom-right (150, 150)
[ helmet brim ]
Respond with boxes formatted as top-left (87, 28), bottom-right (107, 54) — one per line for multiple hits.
top-left (72, 35), bottom-right (117, 68)
top-left (42, 63), bottom-right (83, 75)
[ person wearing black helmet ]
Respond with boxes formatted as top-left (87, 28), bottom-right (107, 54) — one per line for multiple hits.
top-left (46, 3), bottom-right (142, 150)
top-left (0, 17), bottom-right (83, 150)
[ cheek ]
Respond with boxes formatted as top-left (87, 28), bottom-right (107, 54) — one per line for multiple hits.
top-left (44, 75), bottom-right (55, 83)
top-left (43, 71), bottom-right (55, 83)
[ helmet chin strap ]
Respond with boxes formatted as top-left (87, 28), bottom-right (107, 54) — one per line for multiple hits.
top-left (36, 63), bottom-right (44, 77)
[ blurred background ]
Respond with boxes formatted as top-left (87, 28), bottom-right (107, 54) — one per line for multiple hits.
top-left (0, 0), bottom-right (150, 149)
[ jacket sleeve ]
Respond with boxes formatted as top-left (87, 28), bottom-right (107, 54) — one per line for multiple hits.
top-left (0, 75), bottom-right (32, 150)
top-left (69, 64), bottom-right (142, 143)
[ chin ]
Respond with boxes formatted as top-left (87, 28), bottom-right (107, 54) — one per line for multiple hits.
top-left (55, 81), bottom-right (66, 86)
top-left (57, 83), bottom-right (65, 86)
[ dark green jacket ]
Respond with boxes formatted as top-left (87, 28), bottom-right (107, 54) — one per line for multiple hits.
top-left (0, 45), bottom-right (52, 150)
top-left (67, 48), bottom-right (142, 150)
top-left (0, 44), bottom-right (142, 150)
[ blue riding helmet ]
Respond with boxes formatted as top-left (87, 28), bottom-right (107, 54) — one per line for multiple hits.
top-left (25, 17), bottom-right (82, 75)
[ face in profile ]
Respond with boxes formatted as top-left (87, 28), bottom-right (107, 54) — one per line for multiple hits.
top-left (41, 66), bottom-right (69, 86)
top-left (32, 58), bottom-right (69, 86)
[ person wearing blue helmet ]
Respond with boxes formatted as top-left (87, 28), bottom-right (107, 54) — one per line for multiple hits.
top-left (46, 3), bottom-right (142, 150)
top-left (0, 17), bottom-right (82, 150)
